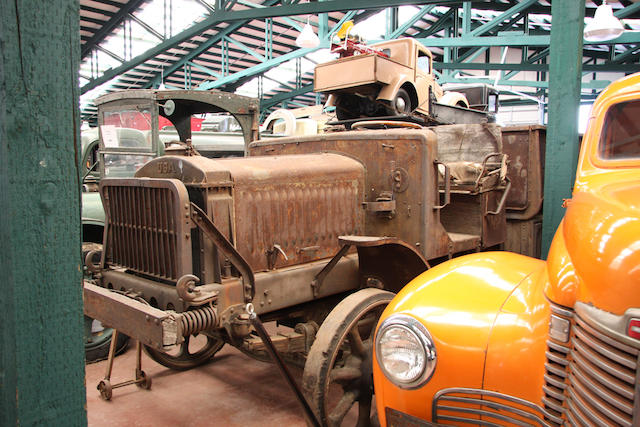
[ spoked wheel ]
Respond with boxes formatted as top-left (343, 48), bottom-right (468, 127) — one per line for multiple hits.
top-left (303, 288), bottom-right (395, 427)
top-left (143, 334), bottom-right (224, 371)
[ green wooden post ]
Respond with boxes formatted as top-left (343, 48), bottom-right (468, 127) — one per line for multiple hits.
top-left (0, 1), bottom-right (87, 425)
top-left (541, 0), bottom-right (586, 257)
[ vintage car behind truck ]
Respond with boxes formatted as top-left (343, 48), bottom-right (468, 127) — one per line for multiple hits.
top-left (82, 112), bottom-right (511, 422)
top-left (81, 89), bottom-right (259, 361)
top-left (373, 74), bottom-right (640, 426)
top-left (314, 37), bottom-right (474, 122)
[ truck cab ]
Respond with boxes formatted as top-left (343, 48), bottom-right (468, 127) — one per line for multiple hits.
top-left (372, 73), bottom-right (640, 426)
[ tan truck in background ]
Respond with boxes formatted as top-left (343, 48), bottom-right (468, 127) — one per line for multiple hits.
top-left (314, 37), bottom-right (469, 121)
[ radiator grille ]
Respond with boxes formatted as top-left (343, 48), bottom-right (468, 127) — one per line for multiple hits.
top-left (433, 388), bottom-right (557, 426)
top-left (542, 304), bottom-right (573, 425)
top-left (101, 179), bottom-right (192, 282)
top-left (566, 313), bottom-right (639, 427)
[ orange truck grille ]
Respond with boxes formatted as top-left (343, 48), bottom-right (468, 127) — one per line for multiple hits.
top-left (543, 303), bottom-right (639, 427)
top-left (101, 178), bottom-right (193, 282)
top-left (566, 313), bottom-right (638, 426)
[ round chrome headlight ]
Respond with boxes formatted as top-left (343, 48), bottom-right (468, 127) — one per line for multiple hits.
top-left (375, 314), bottom-right (436, 389)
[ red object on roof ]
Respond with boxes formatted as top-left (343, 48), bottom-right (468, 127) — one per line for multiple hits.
top-left (331, 39), bottom-right (389, 58)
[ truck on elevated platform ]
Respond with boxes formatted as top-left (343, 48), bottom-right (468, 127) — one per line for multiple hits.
top-left (314, 37), bottom-right (490, 125)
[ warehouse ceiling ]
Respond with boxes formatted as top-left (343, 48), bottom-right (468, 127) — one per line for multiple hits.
top-left (79, 0), bottom-right (640, 123)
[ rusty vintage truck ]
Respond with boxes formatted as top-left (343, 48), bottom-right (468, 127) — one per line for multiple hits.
top-left (82, 102), bottom-right (511, 423)
top-left (314, 37), bottom-right (485, 125)
top-left (81, 90), bottom-right (260, 361)
top-left (372, 72), bottom-right (640, 427)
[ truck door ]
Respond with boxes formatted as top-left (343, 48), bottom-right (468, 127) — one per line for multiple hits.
top-left (415, 48), bottom-right (434, 112)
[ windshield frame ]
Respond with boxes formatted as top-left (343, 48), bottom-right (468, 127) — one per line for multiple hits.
top-left (591, 95), bottom-right (640, 169)
top-left (97, 99), bottom-right (160, 177)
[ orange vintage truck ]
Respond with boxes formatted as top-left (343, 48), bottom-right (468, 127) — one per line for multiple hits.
top-left (372, 73), bottom-right (640, 426)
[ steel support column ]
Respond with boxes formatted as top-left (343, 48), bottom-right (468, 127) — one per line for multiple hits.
top-left (541, 0), bottom-right (585, 257)
top-left (1, 0), bottom-right (86, 425)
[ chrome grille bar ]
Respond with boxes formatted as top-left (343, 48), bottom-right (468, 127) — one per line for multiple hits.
top-left (542, 303), bottom-right (574, 425)
top-left (566, 306), bottom-right (639, 427)
top-left (433, 387), bottom-right (558, 426)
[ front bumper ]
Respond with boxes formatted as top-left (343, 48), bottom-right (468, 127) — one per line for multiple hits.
top-left (83, 281), bottom-right (183, 351)
top-left (385, 408), bottom-right (436, 427)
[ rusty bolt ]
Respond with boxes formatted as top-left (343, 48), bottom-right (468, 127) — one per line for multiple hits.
top-left (268, 299), bottom-right (272, 304)
top-left (155, 319), bottom-right (160, 325)
top-left (145, 315), bottom-right (150, 322)
top-left (230, 308), bottom-right (235, 314)
top-left (260, 301), bottom-right (265, 307)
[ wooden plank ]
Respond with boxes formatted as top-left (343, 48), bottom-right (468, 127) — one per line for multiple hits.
top-left (0, 1), bottom-right (86, 424)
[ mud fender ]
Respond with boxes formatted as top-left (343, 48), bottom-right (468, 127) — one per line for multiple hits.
top-left (377, 76), bottom-right (413, 102)
top-left (374, 251), bottom-right (545, 424)
top-left (439, 91), bottom-right (469, 108)
top-left (82, 191), bottom-right (105, 226)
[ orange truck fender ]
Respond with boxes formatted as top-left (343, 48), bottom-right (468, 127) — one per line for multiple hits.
top-left (373, 251), bottom-right (546, 425)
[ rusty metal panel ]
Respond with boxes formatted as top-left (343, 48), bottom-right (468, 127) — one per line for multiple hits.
top-left (505, 217), bottom-right (542, 258)
top-left (502, 125), bottom-right (546, 219)
top-left (482, 190), bottom-right (506, 248)
top-left (100, 177), bottom-right (193, 282)
top-left (83, 282), bottom-right (180, 350)
top-left (433, 123), bottom-right (502, 163)
top-left (223, 153), bottom-right (365, 272)
top-left (250, 129), bottom-right (449, 260)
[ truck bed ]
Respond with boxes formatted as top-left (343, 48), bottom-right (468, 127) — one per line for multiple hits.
top-left (314, 54), bottom-right (406, 93)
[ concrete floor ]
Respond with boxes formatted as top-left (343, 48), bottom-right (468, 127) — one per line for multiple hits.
top-left (85, 342), bottom-right (309, 426)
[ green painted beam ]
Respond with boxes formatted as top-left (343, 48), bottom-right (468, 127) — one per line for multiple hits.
top-left (389, 5), bottom-right (435, 38)
top-left (188, 60), bottom-right (222, 78)
top-left (143, 0), bottom-right (281, 89)
top-left (467, 0), bottom-right (538, 37)
top-left (615, 2), bottom-right (640, 19)
top-left (415, 9), bottom-right (455, 38)
top-left (611, 45), bottom-right (640, 63)
top-left (149, 8), bottom-right (360, 91)
top-left (419, 31), bottom-right (640, 48)
top-left (434, 61), bottom-right (640, 73)
top-left (437, 76), bottom-right (611, 90)
top-left (503, 47), bottom-right (549, 80)
top-left (81, 0), bottom-right (459, 93)
top-left (235, 0), bottom-right (304, 31)
top-left (1, 1), bottom-right (86, 425)
top-left (386, 7), bottom-right (398, 39)
top-left (261, 84), bottom-right (315, 110)
top-left (462, 2), bottom-right (471, 34)
top-left (541, 0), bottom-right (586, 258)
top-left (199, 46), bottom-right (320, 89)
top-left (197, 12), bottom-right (358, 91)
top-left (224, 35), bottom-right (266, 61)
